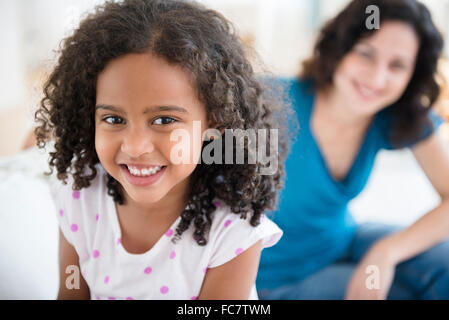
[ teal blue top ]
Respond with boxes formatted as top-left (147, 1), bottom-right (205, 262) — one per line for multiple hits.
top-left (256, 77), bottom-right (445, 290)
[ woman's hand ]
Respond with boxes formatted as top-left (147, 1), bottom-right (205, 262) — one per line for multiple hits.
top-left (345, 239), bottom-right (398, 300)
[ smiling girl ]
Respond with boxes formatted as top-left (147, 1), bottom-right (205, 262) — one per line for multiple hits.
top-left (34, 0), bottom-right (290, 300)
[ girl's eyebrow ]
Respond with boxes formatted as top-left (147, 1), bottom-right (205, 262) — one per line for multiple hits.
top-left (95, 104), bottom-right (189, 114)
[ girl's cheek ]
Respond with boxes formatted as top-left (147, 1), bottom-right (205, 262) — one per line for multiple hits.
top-left (164, 126), bottom-right (204, 165)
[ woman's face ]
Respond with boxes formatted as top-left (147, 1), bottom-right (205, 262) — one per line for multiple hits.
top-left (333, 21), bottom-right (420, 116)
top-left (95, 53), bottom-right (208, 207)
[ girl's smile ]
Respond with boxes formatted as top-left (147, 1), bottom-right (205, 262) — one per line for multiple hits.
top-left (119, 164), bottom-right (167, 187)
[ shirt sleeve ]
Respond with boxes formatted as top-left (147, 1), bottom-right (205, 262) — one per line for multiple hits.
top-left (380, 109), bottom-right (445, 150)
top-left (48, 175), bottom-right (75, 246)
top-left (207, 202), bottom-right (283, 269)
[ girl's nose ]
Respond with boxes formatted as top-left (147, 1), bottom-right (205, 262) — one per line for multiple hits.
top-left (120, 128), bottom-right (155, 158)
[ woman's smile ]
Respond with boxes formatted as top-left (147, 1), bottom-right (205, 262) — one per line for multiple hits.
top-left (352, 80), bottom-right (383, 101)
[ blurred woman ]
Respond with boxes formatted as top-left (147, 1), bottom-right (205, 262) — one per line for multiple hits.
top-left (257, 0), bottom-right (449, 299)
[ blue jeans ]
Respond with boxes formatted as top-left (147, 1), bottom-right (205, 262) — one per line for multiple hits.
top-left (258, 223), bottom-right (449, 300)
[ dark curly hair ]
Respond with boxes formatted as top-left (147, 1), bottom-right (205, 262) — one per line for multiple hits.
top-left (34, 0), bottom-right (293, 246)
top-left (301, 0), bottom-right (444, 148)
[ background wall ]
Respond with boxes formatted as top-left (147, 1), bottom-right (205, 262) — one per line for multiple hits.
top-left (2, 0), bottom-right (449, 156)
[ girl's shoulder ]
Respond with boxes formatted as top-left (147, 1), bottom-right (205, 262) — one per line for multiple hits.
top-left (48, 162), bottom-right (105, 204)
top-left (206, 199), bottom-right (283, 269)
top-left (48, 162), bottom-right (107, 248)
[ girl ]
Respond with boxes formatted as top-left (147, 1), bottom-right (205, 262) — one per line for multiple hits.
top-left (34, 0), bottom-right (290, 300)
top-left (257, 0), bottom-right (449, 299)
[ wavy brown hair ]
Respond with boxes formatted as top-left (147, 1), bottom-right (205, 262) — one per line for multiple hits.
top-left (34, 0), bottom-right (293, 245)
top-left (302, 0), bottom-right (444, 148)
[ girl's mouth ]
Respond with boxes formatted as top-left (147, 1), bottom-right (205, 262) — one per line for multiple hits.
top-left (120, 164), bottom-right (167, 187)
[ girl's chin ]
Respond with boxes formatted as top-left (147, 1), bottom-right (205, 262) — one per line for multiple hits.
top-left (125, 189), bottom-right (167, 205)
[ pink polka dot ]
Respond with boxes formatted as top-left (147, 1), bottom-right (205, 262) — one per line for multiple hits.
top-left (108, 297), bottom-right (116, 300)
top-left (224, 219), bottom-right (232, 227)
top-left (169, 250), bottom-right (176, 259)
top-left (203, 267), bottom-right (208, 273)
top-left (190, 296), bottom-right (198, 300)
top-left (95, 214), bottom-right (99, 221)
top-left (126, 297), bottom-right (134, 300)
top-left (144, 267), bottom-right (152, 274)
top-left (160, 286), bottom-right (169, 294)
top-left (72, 190), bottom-right (80, 199)
top-left (117, 238), bottom-right (121, 245)
top-left (235, 248), bottom-right (243, 256)
top-left (59, 209), bottom-right (64, 217)
top-left (70, 224), bottom-right (78, 232)
top-left (96, 296), bottom-right (101, 300)
top-left (165, 229), bottom-right (173, 237)
top-left (213, 200), bottom-right (220, 208)
top-left (104, 276), bottom-right (109, 284)
top-left (92, 250), bottom-right (100, 258)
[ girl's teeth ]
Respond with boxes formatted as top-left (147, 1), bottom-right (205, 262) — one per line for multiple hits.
top-left (127, 165), bottom-right (163, 177)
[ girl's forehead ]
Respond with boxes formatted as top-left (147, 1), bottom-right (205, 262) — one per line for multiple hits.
top-left (96, 53), bottom-right (204, 115)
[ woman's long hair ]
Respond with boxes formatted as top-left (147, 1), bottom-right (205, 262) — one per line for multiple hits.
top-left (302, 0), bottom-right (444, 148)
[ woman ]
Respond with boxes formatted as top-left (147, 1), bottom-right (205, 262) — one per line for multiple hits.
top-left (256, 0), bottom-right (449, 299)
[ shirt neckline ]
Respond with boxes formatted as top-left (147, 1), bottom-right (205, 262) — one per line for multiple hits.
top-left (305, 86), bottom-right (377, 188)
top-left (107, 191), bottom-right (182, 259)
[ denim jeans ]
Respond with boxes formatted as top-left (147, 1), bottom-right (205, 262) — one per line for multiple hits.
top-left (258, 222), bottom-right (449, 300)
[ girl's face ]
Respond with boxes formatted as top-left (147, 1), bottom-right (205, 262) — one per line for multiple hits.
top-left (95, 53), bottom-right (208, 207)
top-left (332, 21), bottom-right (420, 116)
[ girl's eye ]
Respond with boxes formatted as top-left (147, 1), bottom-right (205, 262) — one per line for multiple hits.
top-left (102, 116), bottom-right (124, 125)
top-left (153, 117), bottom-right (177, 125)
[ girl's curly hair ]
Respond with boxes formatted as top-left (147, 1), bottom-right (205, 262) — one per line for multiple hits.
top-left (34, 0), bottom-right (293, 246)
top-left (302, 0), bottom-right (444, 148)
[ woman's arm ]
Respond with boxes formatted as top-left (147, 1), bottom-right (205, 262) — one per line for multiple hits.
top-left (57, 229), bottom-right (91, 300)
top-left (198, 240), bottom-right (262, 299)
top-left (346, 131), bottom-right (449, 299)
top-left (379, 130), bottom-right (449, 263)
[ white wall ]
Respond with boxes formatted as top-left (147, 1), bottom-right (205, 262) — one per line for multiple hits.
top-left (0, 1), bottom-right (26, 113)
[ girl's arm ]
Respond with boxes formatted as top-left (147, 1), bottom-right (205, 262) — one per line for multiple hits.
top-left (57, 229), bottom-right (91, 300)
top-left (198, 240), bottom-right (262, 299)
